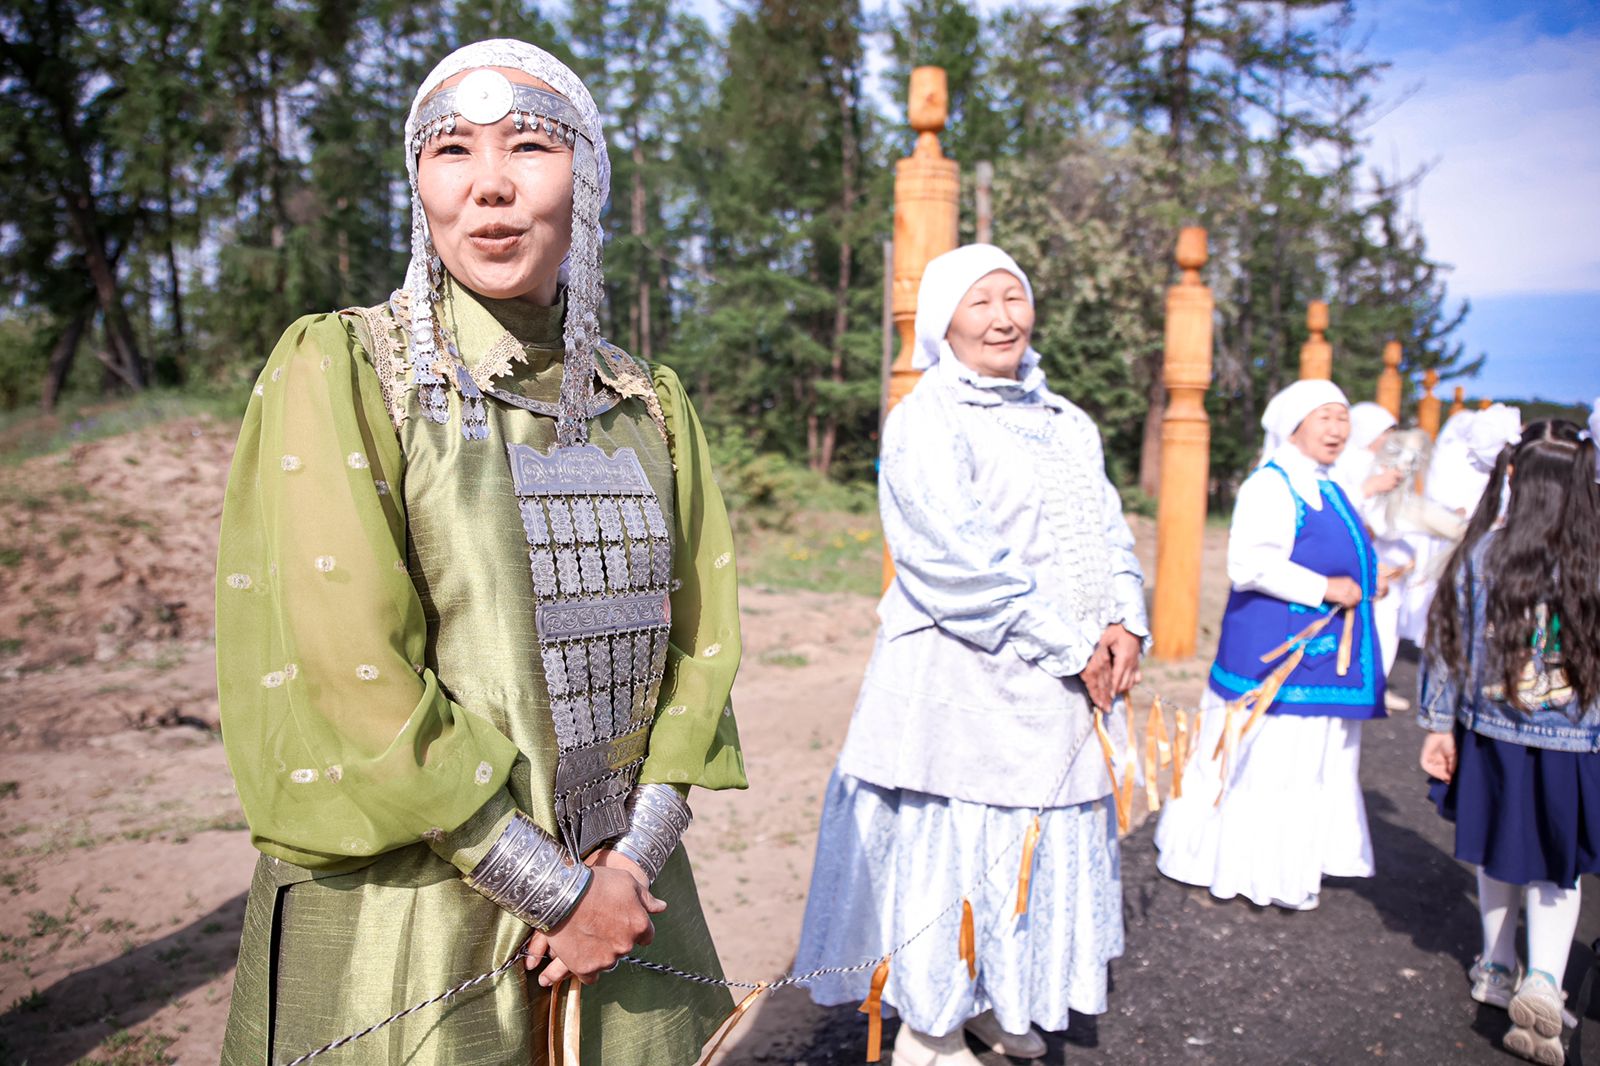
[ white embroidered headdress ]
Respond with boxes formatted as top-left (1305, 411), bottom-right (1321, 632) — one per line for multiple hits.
top-left (402, 39), bottom-right (610, 447)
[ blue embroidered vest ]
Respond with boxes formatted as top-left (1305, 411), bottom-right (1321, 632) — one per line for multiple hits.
top-left (1208, 462), bottom-right (1385, 720)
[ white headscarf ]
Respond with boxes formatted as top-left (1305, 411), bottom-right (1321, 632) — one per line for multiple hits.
top-left (1348, 402), bottom-right (1397, 452)
top-left (1259, 379), bottom-right (1349, 457)
top-left (912, 244), bottom-right (1038, 372)
top-left (402, 39), bottom-right (610, 446)
top-left (1464, 403), bottom-right (1522, 473)
top-left (1424, 410), bottom-right (1488, 514)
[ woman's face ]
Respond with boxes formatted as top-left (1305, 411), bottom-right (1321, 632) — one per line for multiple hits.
top-left (945, 270), bottom-right (1035, 380)
top-left (1290, 402), bottom-right (1352, 464)
top-left (415, 68), bottom-right (574, 305)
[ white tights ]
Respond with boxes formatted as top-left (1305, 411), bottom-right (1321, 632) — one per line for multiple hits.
top-left (1478, 867), bottom-right (1584, 980)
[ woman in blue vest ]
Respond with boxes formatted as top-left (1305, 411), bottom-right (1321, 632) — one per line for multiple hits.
top-left (1155, 379), bottom-right (1385, 910)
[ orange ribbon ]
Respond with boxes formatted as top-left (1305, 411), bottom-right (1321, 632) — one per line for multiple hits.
top-left (1144, 698), bottom-right (1169, 814)
top-left (1171, 708), bottom-right (1189, 799)
top-left (1119, 714), bottom-right (1138, 832)
top-left (959, 899), bottom-right (977, 980)
top-left (1093, 709), bottom-right (1126, 834)
top-left (692, 983), bottom-right (769, 1066)
top-left (858, 957), bottom-right (891, 1062)
top-left (1014, 816), bottom-right (1042, 916)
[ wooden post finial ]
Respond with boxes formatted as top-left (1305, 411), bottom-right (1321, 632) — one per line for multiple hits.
top-left (1419, 368), bottom-right (1442, 440)
top-left (1376, 340), bottom-right (1402, 419)
top-left (1479, 397), bottom-right (1492, 410)
top-left (884, 67), bottom-right (960, 588)
top-left (1152, 226), bottom-right (1214, 661)
top-left (1449, 385), bottom-right (1466, 417)
top-left (1299, 300), bottom-right (1332, 380)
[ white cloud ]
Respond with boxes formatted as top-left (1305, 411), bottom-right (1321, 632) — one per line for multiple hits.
top-left (1367, 26), bottom-right (1600, 297)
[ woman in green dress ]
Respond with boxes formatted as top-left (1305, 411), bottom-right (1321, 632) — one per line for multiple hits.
top-left (215, 38), bottom-right (745, 1065)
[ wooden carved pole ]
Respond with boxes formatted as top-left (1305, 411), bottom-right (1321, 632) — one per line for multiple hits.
top-left (1479, 398), bottom-right (1492, 411)
top-left (1449, 385), bottom-right (1466, 418)
top-left (1419, 369), bottom-right (1442, 440)
top-left (1298, 301), bottom-right (1332, 380)
top-left (883, 67), bottom-right (960, 589)
top-left (1152, 227), bottom-right (1214, 661)
top-left (1376, 340), bottom-right (1402, 419)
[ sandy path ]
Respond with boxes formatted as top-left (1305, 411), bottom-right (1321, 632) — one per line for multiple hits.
top-left (0, 419), bottom-right (1224, 1064)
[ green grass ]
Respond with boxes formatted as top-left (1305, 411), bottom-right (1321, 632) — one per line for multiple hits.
top-left (0, 388), bottom-right (244, 466)
top-left (739, 521), bottom-right (883, 597)
top-left (86, 1029), bottom-right (178, 1066)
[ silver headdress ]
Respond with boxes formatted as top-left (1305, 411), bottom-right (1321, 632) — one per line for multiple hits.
top-left (402, 39), bottom-right (611, 447)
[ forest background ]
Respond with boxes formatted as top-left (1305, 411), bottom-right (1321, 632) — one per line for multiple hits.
top-left (1, 0), bottom-right (1528, 506)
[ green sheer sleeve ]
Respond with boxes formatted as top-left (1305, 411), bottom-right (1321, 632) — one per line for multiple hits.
top-left (639, 366), bottom-right (748, 792)
top-left (216, 314), bottom-right (519, 874)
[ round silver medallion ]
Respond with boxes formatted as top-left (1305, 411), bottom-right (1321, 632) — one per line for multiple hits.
top-left (456, 69), bottom-right (514, 126)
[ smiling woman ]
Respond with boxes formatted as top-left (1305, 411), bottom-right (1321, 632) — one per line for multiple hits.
top-left (213, 38), bottom-right (745, 1066)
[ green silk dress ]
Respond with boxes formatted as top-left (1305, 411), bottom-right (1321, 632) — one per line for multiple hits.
top-left (216, 281), bottom-right (746, 1065)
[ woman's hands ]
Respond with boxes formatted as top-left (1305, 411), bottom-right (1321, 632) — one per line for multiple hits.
top-left (1362, 467), bottom-right (1404, 498)
top-left (1324, 576), bottom-right (1364, 609)
top-left (522, 853), bottom-right (666, 986)
top-left (1420, 731), bottom-right (1457, 783)
top-left (1080, 623), bottom-right (1143, 711)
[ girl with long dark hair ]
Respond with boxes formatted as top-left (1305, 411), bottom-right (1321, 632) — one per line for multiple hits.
top-left (1418, 419), bottom-right (1600, 1065)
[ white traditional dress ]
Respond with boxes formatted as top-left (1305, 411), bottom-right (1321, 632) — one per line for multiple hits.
top-left (793, 246), bottom-right (1148, 1040)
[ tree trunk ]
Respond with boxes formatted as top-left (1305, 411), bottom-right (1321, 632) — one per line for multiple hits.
top-left (819, 62), bottom-right (860, 479)
top-left (41, 311), bottom-right (89, 410)
top-left (631, 140), bottom-right (652, 360)
top-left (1138, 365), bottom-right (1165, 497)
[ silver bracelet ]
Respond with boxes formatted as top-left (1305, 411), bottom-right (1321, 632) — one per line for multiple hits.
top-left (610, 783), bottom-right (692, 884)
top-left (466, 812), bottom-right (591, 931)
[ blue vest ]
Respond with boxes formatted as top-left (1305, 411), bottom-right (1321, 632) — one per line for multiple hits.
top-left (1208, 462), bottom-right (1386, 720)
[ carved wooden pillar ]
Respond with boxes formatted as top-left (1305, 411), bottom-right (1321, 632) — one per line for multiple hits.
top-left (1152, 227), bottom-right (1214, 660)
top-left (1376, 340), bottom-right (1402, 419)
top-left (1419, 369), bottom-right (1442, 440)
top-left (1298, 301), bottom-right (1332, 380)
top-left (884, 67), bottom-right (960, 589)
top-left (887, 67), bottom-right (960, 415)
top-left (1479, 398), bottom-right (1492, 411)
top-left (1449, 385), bottom-right (1466, 418)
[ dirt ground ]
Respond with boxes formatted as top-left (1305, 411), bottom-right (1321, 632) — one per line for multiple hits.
top-left (0, 413), bottom-right (1225, 1065)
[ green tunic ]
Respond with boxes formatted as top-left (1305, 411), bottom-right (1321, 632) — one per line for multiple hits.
top-left (216, 281), bottom-right (746, 1065)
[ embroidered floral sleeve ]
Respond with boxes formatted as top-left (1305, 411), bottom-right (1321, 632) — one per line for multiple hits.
top-left (636, 365), bottom-right (747, 792)
top-left (217, 314), bottom-right (519, 873)
top-left (879, 390), bottom-right (1098, 678)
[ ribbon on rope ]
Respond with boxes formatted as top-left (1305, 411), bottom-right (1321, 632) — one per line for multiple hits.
top-left (1337, 605), bottom-right (1356, 676)
top-left (1143, 697), bottom-right (1171, 813)
top-left (858, 957), bottom-right (892, 1062)
top-left (959, 899), bottom-right (977, 980)
top-left (1092, 709), bottom-right (1127, 834)
top-left (1171, 706), bottom-right (1189, 799)
top-left (1013, 817), bottom-right (1042, 917)
top-left (1119, 712), bottom-right (1138, 833)
top-left (546, 976), bottom-right (581, 1066)
top-left (691, 983), bottom-right (769, 1066)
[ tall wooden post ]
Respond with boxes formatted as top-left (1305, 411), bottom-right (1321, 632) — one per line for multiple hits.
top-left (1376, 340), bottom-right (1402, 419)
top-left (1449, 385), bottom-right (1466, 418)
top-left (1419, 369), bottom-right (1442, 440)
top-left (1152, 227), bottom-right (1214, 661)
top-left (1298, 300), bottom-right (1332, 380)
top-left (884, 67), bottom-right (960, 589)
top-left (1479, 398), bottom-right (1492, 411)
top-left (887, 68), bottom-right (960, 414)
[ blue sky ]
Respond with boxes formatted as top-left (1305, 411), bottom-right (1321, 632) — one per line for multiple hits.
top-left (1358, 0), bottom-right (1600, 405)
top-left (678, 0), bottom-right (1599, 407)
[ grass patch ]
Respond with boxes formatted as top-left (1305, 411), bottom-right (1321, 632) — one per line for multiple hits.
top-left (86, 1029), bottom-right (178, 1066)
top-left (0, 389), bottom-right (243, 466)
top-left (0, 781), bottom-right (16, 799)
top-left (758, 649), bottom-right (810, 668)
top-left (739, 517), bottom-right (882, 597)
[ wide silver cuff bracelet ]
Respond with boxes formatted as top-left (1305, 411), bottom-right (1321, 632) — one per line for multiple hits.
top-left (465, 812), bottom-right (592, 931)
top-left (610, 783), bottom-right (692, 884)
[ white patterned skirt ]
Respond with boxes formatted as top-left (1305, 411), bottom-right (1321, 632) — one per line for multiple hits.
top-left (792, 771), bottom-right (1123, 1038)
top-left (1153, 689), bottom-right (1374, 909)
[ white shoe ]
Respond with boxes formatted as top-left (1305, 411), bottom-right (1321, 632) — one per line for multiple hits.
top-left (1503, 1023), bottom-right (1565, 1065)
top-left (890, 1025), bottom-right (986, 1066)
top-left (1508, 970), bottom-right (1567, 1039)
top-left (1468, 957), bottom-right (1518, 1009)
top-left (964, 1010), bottom-right (1047, 1059)
top-left (1384, 690), bottom-right (1411, 712)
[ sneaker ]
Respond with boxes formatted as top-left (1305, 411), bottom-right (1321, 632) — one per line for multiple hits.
top-left (964, 1010), bottom-right (1047, 1059)
top-left (890, 1026), bottom-right (986, 1066)
top-left (1508, 970), bottom-right (1567, 1039)
top-left (1503, 1023), bottom-right (1564, 1065)
top-left (1384, 690), bottom-right (1411, 712)
top-left (1468, 958), bottom-right (1517, 1009)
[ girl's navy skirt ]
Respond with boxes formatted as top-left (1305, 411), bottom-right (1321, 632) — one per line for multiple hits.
top-left (1432, 727), bottom-right (1600, 888)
